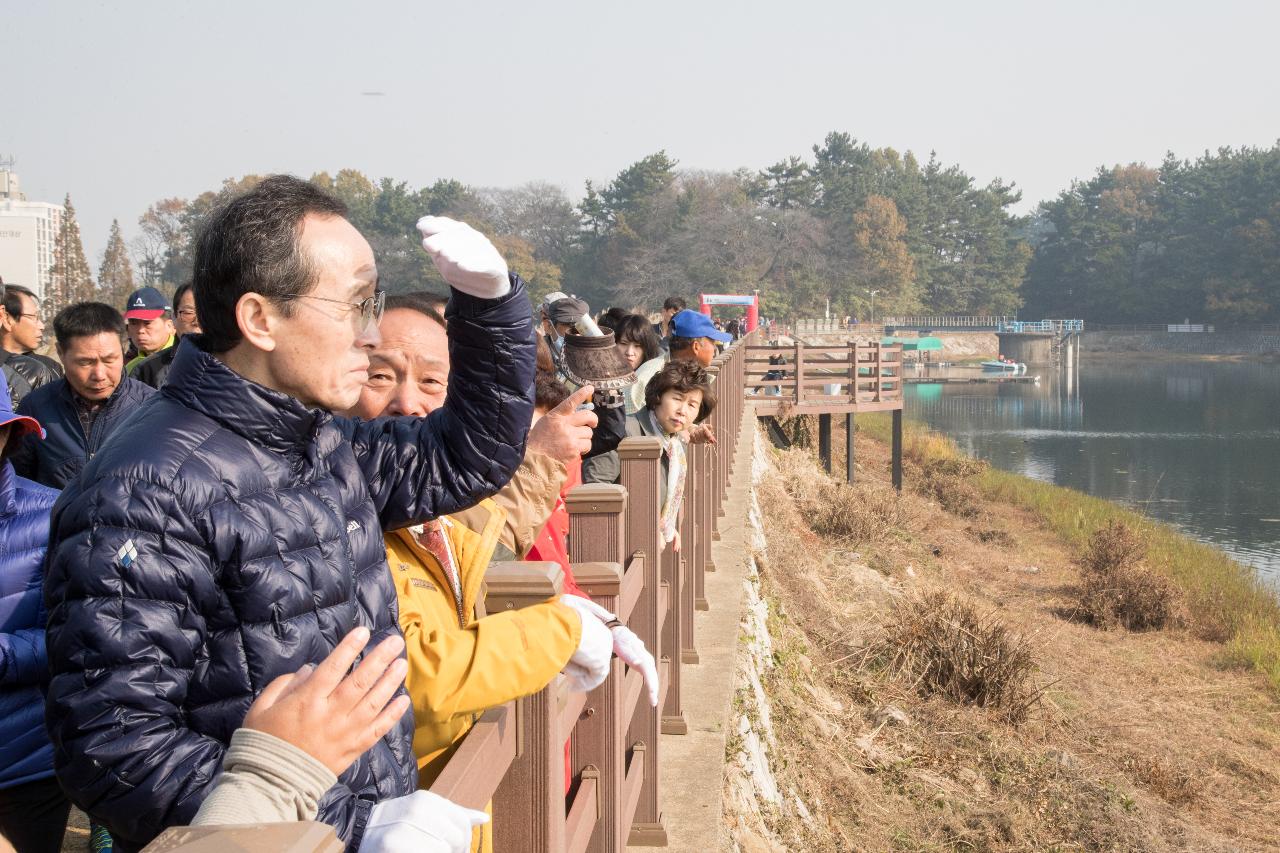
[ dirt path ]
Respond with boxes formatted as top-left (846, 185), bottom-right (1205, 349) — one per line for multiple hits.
top-left (732, 430), bottom-right (1280, 851)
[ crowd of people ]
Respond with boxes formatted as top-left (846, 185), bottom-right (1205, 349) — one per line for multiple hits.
top-left (0, 176), bottom-right (742, 853)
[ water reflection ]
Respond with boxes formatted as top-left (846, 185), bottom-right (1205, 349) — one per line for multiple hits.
top-left (905, 361), bottom-right (1280, 584)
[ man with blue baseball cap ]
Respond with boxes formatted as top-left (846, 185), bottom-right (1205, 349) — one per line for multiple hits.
top-left (668, 309), bottom-right (731, 368)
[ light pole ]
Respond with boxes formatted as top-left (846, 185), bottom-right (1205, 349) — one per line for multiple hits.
top-left (866, 289), bottom-right (880, 324)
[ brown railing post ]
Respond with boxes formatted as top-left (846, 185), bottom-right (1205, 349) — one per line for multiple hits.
top-left (570, 559), bottom-right (627, 853)
top-left (485, 562), bottom-right (568, 852)
top-left (617, 437), bottom-right (668, 845)
top-left (660, 536), bottom-right (687, 735)
top-left (693, 443), bottom-right (712, 612)
top-left (848, 341), bottom-right (858, 404)
top-left (793, 340), bottom-right (805, 407)
top-left (892, 407), bottom-right (904, 492)
top-left (567, 484), bottom-right (628, 565)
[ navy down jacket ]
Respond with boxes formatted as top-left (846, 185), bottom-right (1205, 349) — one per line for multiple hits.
top-left (0, 460), bottom-right (59, 791)
top-left (12, 375), bottom-right (156, 489)
top-left (43, 280), bottom-right (536, 851)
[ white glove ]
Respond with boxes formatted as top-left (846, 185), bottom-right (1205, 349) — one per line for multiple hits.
top-left (560, 594), bottom-right (613, 693)
top-left (561, 595), bottom-right (660, 707)
top-left (416, 216), bottom-right (511, 300)
top-left (361, 790), bottom-right (489, 853)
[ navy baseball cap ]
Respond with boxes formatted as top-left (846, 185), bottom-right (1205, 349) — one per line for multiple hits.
top-left (124, 286), bottom-right (171, 320)
top-left (671, 309), bottom-right (732, 343)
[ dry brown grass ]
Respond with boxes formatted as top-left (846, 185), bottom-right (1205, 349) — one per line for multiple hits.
top-left (733, 430), bottom-right (1280, 852)
top-left (911, 454), bottom-right (988, 519)
top-left (773, 448), bottom-right (924, 548)
top-left (1078, 522), bottom-right (1187, 631)
top-left (869, 590), bottom-right (1041, 723)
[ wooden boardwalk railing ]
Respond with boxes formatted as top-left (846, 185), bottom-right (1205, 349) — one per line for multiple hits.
top-left (745, 338), bottom-right (904, 414)
top-left (744, 334), bottom-right (905, 488)
top-left (144, 334), bottom-right (753, 853)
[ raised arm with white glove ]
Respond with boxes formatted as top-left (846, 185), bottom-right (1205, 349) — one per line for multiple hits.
top-left (417, 216), bottom-right (511, 300)
top-left (560, 595), bottom-right (661, 707)
top-left (360, 790), bottom-right (489, 853)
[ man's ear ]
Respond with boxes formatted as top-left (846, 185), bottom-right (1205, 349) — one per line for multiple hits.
top-left (235, 292), bottom-right (279, 353)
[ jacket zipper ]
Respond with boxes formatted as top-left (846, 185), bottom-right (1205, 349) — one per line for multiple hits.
top-left (434, 518), bottom-right (467, 630)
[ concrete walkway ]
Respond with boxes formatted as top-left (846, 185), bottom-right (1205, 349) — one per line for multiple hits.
top-left (630, 411), bottom-right (756, 852)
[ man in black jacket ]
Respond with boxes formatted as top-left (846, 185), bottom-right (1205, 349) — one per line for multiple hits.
top-left (43, 176), bottom-right (535, 851)
top-left (1, 283), bottom-right (64, 401)
top-left (11, 302), bottom-right (154, 489)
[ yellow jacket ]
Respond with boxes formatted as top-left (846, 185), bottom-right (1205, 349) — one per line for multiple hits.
top-left (385, 497), bottom-right (581, 785)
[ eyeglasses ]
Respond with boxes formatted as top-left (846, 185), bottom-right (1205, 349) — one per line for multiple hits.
top-left (296, 290), bottom-right (385, 331)
top-left (176, 308), bottom-right (198, 319)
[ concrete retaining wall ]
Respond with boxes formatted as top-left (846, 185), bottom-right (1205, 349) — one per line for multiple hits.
top-left (1083, 331), bottom-right (1280, 355)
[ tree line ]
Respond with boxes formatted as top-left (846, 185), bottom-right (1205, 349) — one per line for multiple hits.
top-left (41, 135), bottom-right (1280, 324)
top-left (1022, 144), bottom-right (1280, 325)
top-left (111, 132), bottom-right (1032, 320)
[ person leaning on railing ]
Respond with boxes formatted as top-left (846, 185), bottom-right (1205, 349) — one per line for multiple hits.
top-left (41, 178), bottom-right (535, 852)
top-left (344, 280), bottom-right (659, 852)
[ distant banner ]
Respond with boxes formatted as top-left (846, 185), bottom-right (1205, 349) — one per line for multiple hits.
top-left (700, 294), bottom-right (756, 306)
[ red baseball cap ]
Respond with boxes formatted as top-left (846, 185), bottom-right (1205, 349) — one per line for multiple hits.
top-left (1, 381), bottom-right (44, 441)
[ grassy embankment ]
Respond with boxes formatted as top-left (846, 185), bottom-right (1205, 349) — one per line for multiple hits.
top-left (856, 413), bottom-right (1280, 694)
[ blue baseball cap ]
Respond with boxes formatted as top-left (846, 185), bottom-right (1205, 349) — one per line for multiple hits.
top-left (671, 309), bottom-right (732, 343)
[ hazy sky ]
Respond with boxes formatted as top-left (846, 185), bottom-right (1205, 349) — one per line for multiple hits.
top-left (7, 0), bottom-right (1278, 265)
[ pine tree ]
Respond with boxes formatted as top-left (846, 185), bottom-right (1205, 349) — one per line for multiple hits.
top-left (47, 195), bottom-right (95, 317)
top-left (98, 219), bottom-right (136, 310)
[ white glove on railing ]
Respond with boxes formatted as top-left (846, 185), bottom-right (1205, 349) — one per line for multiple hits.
top-left (559, 594), bottom-right (613, 693)
top-left (361, 790), bottom-right (488, 853)
top-left (561, 595), bottom-right (660, 707)
top-left (416, 216), bottom-right (511, 300)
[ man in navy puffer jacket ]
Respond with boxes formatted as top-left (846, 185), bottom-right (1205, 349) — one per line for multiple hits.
top-left (43, 176), bottom-right (535, 852)
top-left (12, 302), bottom-right (155, 490)
top-left (0, 381), bottom-right (67, 852)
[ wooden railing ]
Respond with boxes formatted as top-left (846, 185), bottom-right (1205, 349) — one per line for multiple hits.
top-left (144, 334), bottom-right (753, 853)
top-left (745, 338), bottom-right (904, 414)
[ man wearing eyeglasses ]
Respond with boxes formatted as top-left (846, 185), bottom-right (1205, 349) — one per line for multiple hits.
top-left (43, 175), bottom-right (535, 852)
top-left (1, 282), bottom-right (63, 406)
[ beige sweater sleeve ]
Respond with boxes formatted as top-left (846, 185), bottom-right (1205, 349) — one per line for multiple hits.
top-left (192, 728), bottom-right (338, 826)
top-left (450, 451), bottom-right (566, 558)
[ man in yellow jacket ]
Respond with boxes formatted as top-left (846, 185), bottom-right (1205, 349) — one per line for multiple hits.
top-left (348, 292), bottom-right (659, 851)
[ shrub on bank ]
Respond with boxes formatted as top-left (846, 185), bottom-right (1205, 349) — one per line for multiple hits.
top-left (870, 590), bottom-right (1039, 723)
top-left (1077, 521), bottom-right (1185, 631)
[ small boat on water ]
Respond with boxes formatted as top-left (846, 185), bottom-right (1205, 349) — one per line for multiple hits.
top-left (980, 360), bottom-right (1027, 374)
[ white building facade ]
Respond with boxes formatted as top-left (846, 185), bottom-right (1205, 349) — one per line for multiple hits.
top-left (0, 168), bottom-right (63, 301)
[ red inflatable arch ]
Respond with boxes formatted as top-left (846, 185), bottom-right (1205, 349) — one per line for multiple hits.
top-left (697, 292), bottom-right (759, 332)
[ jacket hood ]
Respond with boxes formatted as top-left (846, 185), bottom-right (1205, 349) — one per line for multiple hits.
top-left (161, 335), bottom-right (325, 455)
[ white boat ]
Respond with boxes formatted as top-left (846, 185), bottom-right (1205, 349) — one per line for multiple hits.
top-left (980, 360), bottom-right (1026, 374)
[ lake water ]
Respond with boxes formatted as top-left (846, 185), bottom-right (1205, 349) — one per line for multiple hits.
top-left (904, 359), bottom-right (1280, 585)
